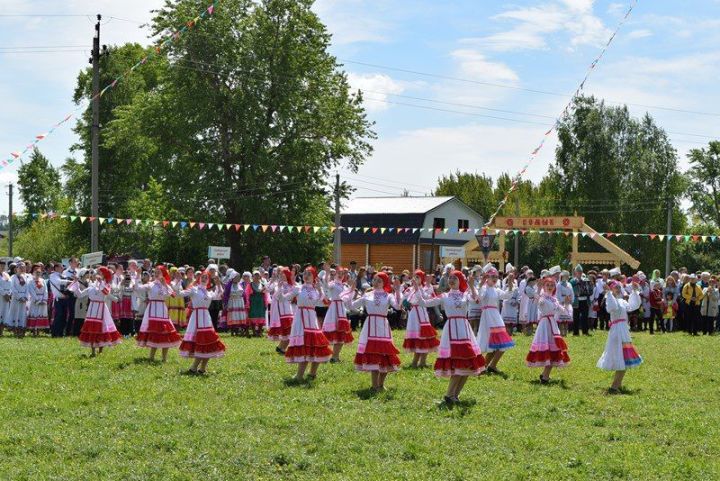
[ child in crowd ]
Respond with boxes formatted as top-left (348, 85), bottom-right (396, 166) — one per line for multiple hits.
top-left (662, 292), bottom-right (676, 332)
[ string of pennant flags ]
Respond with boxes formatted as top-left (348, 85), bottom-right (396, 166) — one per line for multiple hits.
top-left (3, 1), bottom-right (220, 170)
top-left (25, 212), bottom-right (719, 243)
top-left (484, 0), bottom-right (638, 228)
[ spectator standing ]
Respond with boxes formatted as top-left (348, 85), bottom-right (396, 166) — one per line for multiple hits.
top-left (682, 274), bottom-right (703, 336)
top-left (570, 265), bottom-right (592, 336)
top-left (701, 277), bottom-right (718, 335)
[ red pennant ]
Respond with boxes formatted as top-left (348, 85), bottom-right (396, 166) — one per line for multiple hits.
top-left (692, 235), bottom-right (700, 242)
top-left (271, 225), bottom-right (278, 232)
top-left (234, 224), bottom-right (241, 231)
top-left (125, 219), bottom-right (132, 225)
top-left (162, 221), bottom-right (169, 227)
top-left (88, 216), bottom-right (96, 222)
top-left (199, 223), bottom-right (206, 230)
top-left (371, 227), bottom-right (378, 234)
top-left (304, 226), bottom-right (311, 233)
top-left (649, 234), bottom-right (657, 240)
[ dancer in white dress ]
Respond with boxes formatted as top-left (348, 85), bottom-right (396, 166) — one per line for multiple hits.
top-left (597, 280), bottom-right (643, 393)
top-left (0, 261), bottom-right (11, 335)
top-left (475, 264), bottom-right (516, 374)
top-left (8, 263), bottom-right (31, 337)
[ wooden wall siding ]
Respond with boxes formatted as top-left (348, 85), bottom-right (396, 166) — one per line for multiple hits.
top-left (369, 244), bottom-right (414, 272)
top-left (338, 244), bottom-right (368, 266)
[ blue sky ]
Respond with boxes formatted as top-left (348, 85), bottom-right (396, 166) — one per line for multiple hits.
top-left (0, 0), bottom-right (718, 214)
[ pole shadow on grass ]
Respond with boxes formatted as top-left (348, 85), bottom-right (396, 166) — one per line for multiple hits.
top-left (436, 398), bottom-right (477, 415)
top-left (132, 357), bottom-right (162, 366)
top-left (283, 377), bottom-right (317, 389)
top-left (353, 387), bottom-right (397, 401)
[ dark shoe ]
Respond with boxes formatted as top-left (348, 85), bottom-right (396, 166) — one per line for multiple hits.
top-left (443, 395), bottom-right (455, 405)
top-left (329, 358), bottom-right (340, 363)
top-left (539, 375), bottom-right (549, 385)
top-left (275, 346), bottom-right (285, 355)
top-left (608, 387), bottom-right (621, 395)
top-left (306, 374), bottom-right (316, 381)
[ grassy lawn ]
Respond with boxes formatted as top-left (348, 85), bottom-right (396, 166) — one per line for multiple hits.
top-left (0, 329), bottom-right (718, 480)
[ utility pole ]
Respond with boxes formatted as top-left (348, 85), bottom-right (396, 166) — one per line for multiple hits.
top-left (90, 14), bottom-right (101, 252)
top-left (334, 173), bottom-right (341, 264)
top-left (665, 199), bottom-right (672, 276)
top-left (514, 196), bottom-right (520, 268)
top-left (7, 184), bottom-right (13, 257)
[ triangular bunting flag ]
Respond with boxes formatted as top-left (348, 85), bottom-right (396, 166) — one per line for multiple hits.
top-left (347, 227), bottom-right (354, 233)
top-left (98, 217), bottom-right (106, 224)
top-left (171, 221), bottom-right (178, 228)
top-left (162, 221), bottom-right (169, 227)
top-left (363, 227), bottom-right (370, 233)
top-left (304, 226), bottom-right (311, 233)
top-left (658, 235), bottom-right (665, 241)
top-left (675, 235), bottom-right (682, 242)
top-left (234, 224), bottom-right (241, 231)
top-left (199, 223), bottom-right (206, 230)
top-left (649, 234), bottom-right (657, 240)
top-left (589, 233), bottom-right (596, 239)
top-left (70, 216), bottom-right (77, 222)
top-left (180, 222), bottom-right (187, 229)
top-left (371, 227), bottom-right (378, 234)
top-left (271, 225), bottom-right (278, 232)
top-left (243, 224), bottom-right (251, 231)
top-left (692, 235), bottom-right (699, 242)
top-left (189, 222), bottom-right (196, 228)
top-left (208, 223), bottom-right (215, 230)
top-left (702, 236), bottom-right (707, 242)
top-left (712, 236), bottom-right (717, 242)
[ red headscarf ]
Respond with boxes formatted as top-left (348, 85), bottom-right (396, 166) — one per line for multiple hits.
top-left (413, 269), bottom-right (426, 284)
top-left (375, 272), bottom-right (392, 293)
top-left (97, 266), bottom-right (113, 284)
top-left (282, 267), bottom-right (293, 285)
top-left (157, 265), bottom-right (171, 284)
top-left (199, 271), bottom-right (213, 289)
top-left (451, 270), bottom-right (468, 292)
top-left (305, 266), bottom-right (318, 282)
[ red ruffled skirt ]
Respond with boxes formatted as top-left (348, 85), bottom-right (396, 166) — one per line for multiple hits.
top-left (180, 328), bottom-right (226, 359)
top-left (324, 318), bottom-right (354, 345)
top-left (354, 338), bottom-right (401, 373)
top-left (403, 323), bottom-right (439, 353)
top-left (526, 335), bottom-right (570, 367)
top-left (268, 316), bottom-right (293, 341)
top-left (434, 342), bottom-right (486, 377)
top-left (79, 319), bottom-right (122, 348)
top-left (285, 329), bottom-right (332, 363)
top-left (137, 318), bottom-right (182, 349)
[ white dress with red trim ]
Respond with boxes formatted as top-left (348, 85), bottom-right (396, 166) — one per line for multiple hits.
top-left (110, 274), bottom-right (123, 320)
top-left (70, 281), bottom-right (122, 348)
top-left (321, 281), bottom-right (354, 345)
top-left (8, 274), bottom-right (31, 329)
top-left (27, 279), bottom-right (50, 330)
top-left (500, 280), bottom-right (520, 325)
top-left (526, 293), bottom-right (570, 367)
top-left (476, 284), bottom-right (516, 353)
top-left (226, 282), bottom-right (248, 328)
top-left (284, 285), bottom-right (332, 363)
top-left (0, 273), bottom-right (12, 327)
top-left (135, 281), bottom-right (182, 349)
top-left (597, 291), bottom-right (643, 371)
top-left (268, 282), bottom-right (294, 341)
top-left (402, 286), bottom-right (439, 353)
top-left (351, 290), bottom-right (402, 373)
top-left (556, 281), bottom-right (574, 325)
top-left (423, 291), bottom-right (485, 377)
top-left (179, 286), bottom-right (226, 359)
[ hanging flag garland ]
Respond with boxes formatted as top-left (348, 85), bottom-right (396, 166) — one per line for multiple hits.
top-left (22, 211), bottom-right (719, 242)
top-left (485, 0), bottom-right (638, 228)
top-left (2, 1), bottom-right (220, 170)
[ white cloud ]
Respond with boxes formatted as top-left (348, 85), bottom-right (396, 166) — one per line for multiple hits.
top-left (313, 0), bottom-right (392, 45)
top-left (450, 50), bottom-right (519, 83)
top-left (347, 73), bottom-right (406, 111)
top-left (626, 29), bottom-right (653, 40)
top-left (463, 0), bottom-right (611, 52)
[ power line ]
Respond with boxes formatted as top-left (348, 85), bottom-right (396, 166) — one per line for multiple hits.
top-left (171, 60), bottom-right (720, 141)
top-left (340, 58), bottom-right (720, 118)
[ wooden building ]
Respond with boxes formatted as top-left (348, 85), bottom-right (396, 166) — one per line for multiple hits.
top-left (339, 196), bottom-right (484, 272)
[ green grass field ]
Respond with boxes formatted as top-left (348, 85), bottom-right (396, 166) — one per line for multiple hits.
top-left (0, 329), bottom-right (718, 480)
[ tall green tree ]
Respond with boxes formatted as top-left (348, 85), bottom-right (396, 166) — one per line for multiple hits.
top-left (434, 171), bottom-right (495, 220)
top-left (73, 0), bottom-right (373, 267)
top-left (17, 148), bottom-right (62, 215)
top-left (687, 141), bottom-right (720, 226)
top-left (551, 95), bottom-right (686, 269)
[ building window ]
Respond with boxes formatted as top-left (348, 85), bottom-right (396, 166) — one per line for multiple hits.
top-left (458, 219), bottom-right (469, 230)
top-left (433, 217), bottom-right (445, 229)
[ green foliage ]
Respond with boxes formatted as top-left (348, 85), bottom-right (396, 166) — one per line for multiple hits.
top-left (14, 218), bottom-right (87, 263)
top-left (0, 333), bottom-right (718, 480)
top-left (434, 171), bottom-right (495, 219)
top-left (686, 141), bottom-right (720, 226)
top-left (17, 148), bottom-right (61, 215)
top-left (64, 0), bottom-right (374, 266)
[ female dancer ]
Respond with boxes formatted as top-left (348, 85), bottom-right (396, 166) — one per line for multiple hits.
top-left (467, 266), bottom-right (484, 332)
top-left (598, 280), bottom-right (643, 393)
top-left (224, 271), bottom-right (248, 337)
top-left (283, 268), bottom-right (332, 381)
top-left (135, 265), bottom-right (182, 362)
top-left (420, 270), bottom-right (485, 404)
top-left (69, 266), bottom-right (122, 356)
top-left (526, 274), bottom-right (571, 384)
top-left (402, 270), bottom-right (440, 368)
top-left (350, 272), bottom-right (402, 391)
top-left (179, 271), bottom-right (226, 374)
top-left (557, 271), bottom-right (574, 336)
top-left (476, 264), bottom-right (516, 374)
top-left (27, 265), bottom-right (50, 336)
top-left (322, 266), bottom-right (354, 362)
top-left (501, 272), bottom-right (520, 336)
top-left (268, 267), bottom-right (295, 354)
